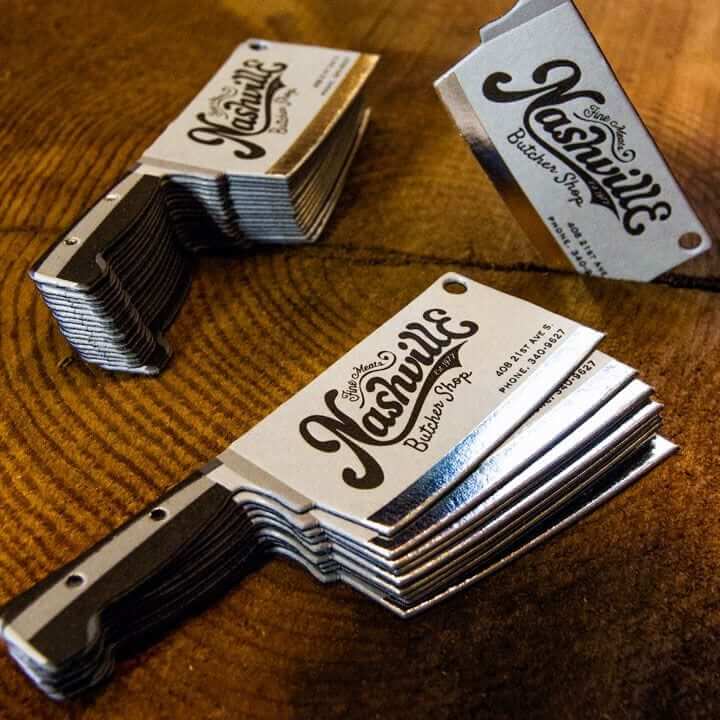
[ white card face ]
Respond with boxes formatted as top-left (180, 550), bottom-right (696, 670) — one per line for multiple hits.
top-left (142, 39), bottom-right (375, 177)
top-left (436, 0), bottom-right (711, 282)
top-left (228, 273), bottom-right (602, 529)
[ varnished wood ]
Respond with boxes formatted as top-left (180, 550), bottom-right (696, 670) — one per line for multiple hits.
top-left (0, 1), bottom-right (718, 717)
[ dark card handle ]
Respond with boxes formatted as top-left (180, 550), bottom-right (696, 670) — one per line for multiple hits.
top-left (30, 171), bottom-right (163, 286)
top-left (0, 468), bottom-right (255, 698)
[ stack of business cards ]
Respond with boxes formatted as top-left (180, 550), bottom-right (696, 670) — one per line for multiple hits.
top-left (29, 172), bottom-right (191, 375)
top-left (140, 39), bottom-right (377, 250)
top-left (29, 40), bottom-right (378, 374)
top-left (1, 274), bottom-right (675, 698)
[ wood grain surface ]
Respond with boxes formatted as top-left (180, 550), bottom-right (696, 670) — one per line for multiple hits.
top-left (0, 0), bottom-right (718, 718)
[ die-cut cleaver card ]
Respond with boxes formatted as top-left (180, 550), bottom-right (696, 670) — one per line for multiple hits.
top-left (29, 40), bottom-right (378, 375)
top-left (435, 0), bottom-right (712, 281)
top-left (0, 274), bottom-right (675, 699)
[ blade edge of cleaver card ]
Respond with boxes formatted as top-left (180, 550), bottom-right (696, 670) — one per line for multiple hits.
top-left (375, 434), bottom-right (678, 616)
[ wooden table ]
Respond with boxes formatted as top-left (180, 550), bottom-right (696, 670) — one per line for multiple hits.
top-left (1, 1), bottom-right (718, 717)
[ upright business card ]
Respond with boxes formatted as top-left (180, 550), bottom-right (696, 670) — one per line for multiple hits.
top-left (436, 0), bottom-right (711, 281)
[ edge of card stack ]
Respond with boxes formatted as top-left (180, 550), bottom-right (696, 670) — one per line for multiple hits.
top-left (146, 94), bottom-right (371, 252)
top-left (29, 40), bottom-right (377, 374)
top-left (30, 172), bottom-right (192, 375)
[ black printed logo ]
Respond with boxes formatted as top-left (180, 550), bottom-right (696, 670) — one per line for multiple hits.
top-left (298, 309), bottom-right (479, 490)
top-left (483, 60), bottom-right (672, 235)
top-left (187, 59), bottom-right (288, 160)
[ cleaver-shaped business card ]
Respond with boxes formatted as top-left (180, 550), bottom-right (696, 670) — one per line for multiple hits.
top-left (435, 0), bottom-right (712, 282)
top-left (3, 274), bottom-right (678, 700)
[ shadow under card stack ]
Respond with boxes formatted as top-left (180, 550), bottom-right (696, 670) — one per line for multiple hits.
top-left (29, 40), bottom-right (378, 374)
top-left (1, 274), bottom-right (676, 699)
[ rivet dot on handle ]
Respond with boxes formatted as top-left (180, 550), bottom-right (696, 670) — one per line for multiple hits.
top-left (249, 40), bottom-right (269, 51)
top-left (65, 574), bottom-right (85, 589)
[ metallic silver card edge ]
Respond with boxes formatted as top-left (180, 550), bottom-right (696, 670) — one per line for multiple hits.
top-left (435, 72), bottom-right (575, 270)
top-left (328, 396), bottom-right (660, 582)
top-left (366, 323), bottom-right (603, 536)
top-left (381, 434), bottom-right (677, 617)
top-left (371, 356), bottom-right (638, 561)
